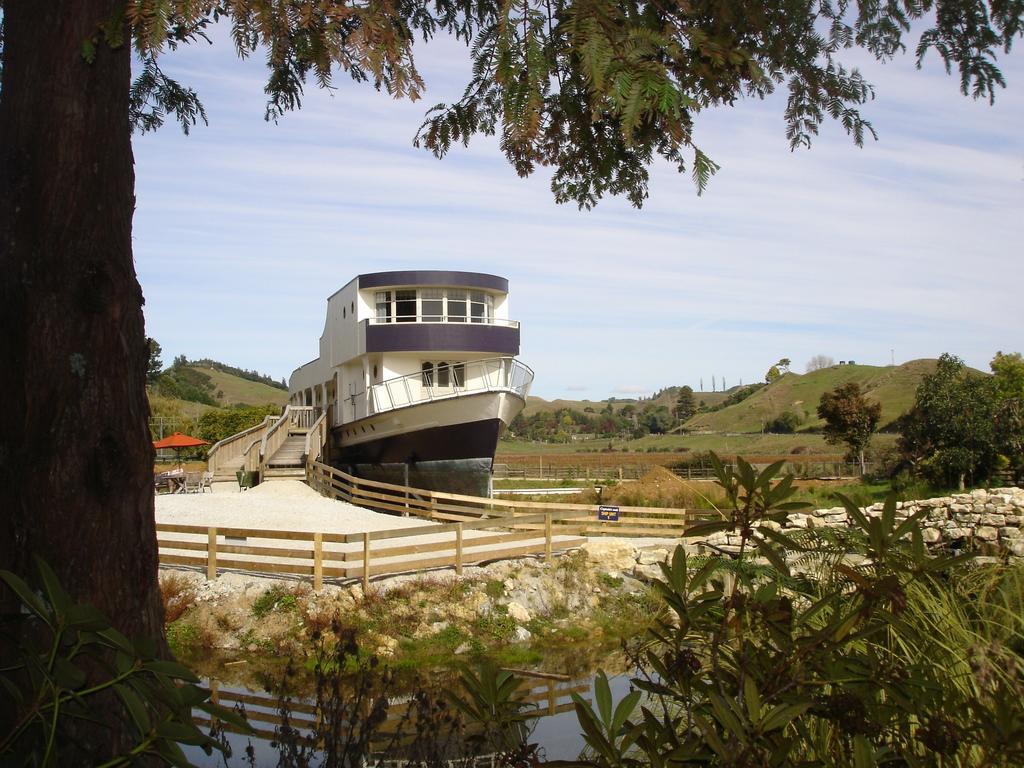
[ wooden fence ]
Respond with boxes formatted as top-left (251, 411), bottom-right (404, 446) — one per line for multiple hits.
top-left (157, 462), bottom-right (708, 588)
top-left (194, 675), bottom-right (588, 743)
top-left (157, 518), bottom-right (584, 591)
top-left (493, 460), bottom-right (867, 481)
top-left (308, 461), bottom-right (701, 539)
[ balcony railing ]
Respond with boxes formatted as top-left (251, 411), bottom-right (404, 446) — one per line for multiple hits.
top-left (367, 315), bottom-right (519, 328)
top-left (341, 357), bottom-right (533, 424)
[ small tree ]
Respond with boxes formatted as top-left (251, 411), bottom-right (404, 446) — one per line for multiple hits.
top-left (806, 354), bottom-right (835, 372)
top-left (675, 386), bottom-right (697, 424)
top-left (145, 337), bottom-right (163, 385)
top-left (992, 351), bottom-right (1024, 400)
top-left (897, 354), bottom-right (999, 489)
top-left (817, 382), bottom-right (882, 474)
top-left (765, 365), bottom-right (782, 384)
top-left (777, 358), bottom-right (791, 374)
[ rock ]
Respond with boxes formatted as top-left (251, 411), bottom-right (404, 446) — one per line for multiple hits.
top-left (999, 527), bottom-right (1022, 539)
top-left (632, 564), bottom-right (663, 581)
top-left (506, 601), bottom-right (532, 624)
top-left (1008, 541), bottom-right (1024, 557)
top-left (975, 526), bottom-right (999, 542)
top-left (981, 514), bottom-right (1006, 527)
top-left (513, 626), bottom-right (532, 642)
top-left (581, 540), bottom-right (638, 570)
top-left (454, 643), bottom-right (472, 655)
top-left (922, 528), bottom-right (942, 544)
top-left (637, 548), bottom-right (669, 566)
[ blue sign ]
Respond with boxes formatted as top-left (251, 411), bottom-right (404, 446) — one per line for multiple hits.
top-left (598, 505), bottom-right (620, 521)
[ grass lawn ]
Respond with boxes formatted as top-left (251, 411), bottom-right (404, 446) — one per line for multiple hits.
top-left (498, 432), bottom-right (898, 459)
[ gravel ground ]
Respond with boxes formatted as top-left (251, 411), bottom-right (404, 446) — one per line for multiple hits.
top-left (156, 480), bottom-right (440, 534)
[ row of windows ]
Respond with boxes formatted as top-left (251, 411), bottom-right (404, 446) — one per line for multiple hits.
top-left (375, 288), bottom-right (494, 323)
top-left (421, 361), bottom-right (465, 388)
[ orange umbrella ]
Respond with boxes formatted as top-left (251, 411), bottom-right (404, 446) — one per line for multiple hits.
top-left (153, 432), bottom-right (210, 468)
top-left (153, 432), bottom-right (210, 449)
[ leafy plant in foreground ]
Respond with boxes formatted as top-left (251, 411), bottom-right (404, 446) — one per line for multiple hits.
top-left (570, 455), bottom-right (1024, 766)
top-left (0, 556), bottom-right (249, 766)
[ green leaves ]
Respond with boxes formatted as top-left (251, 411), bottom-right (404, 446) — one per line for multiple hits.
top-left (1, 557), bottom-right (245, 764)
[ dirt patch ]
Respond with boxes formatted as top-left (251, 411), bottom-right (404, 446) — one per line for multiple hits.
top-left (600, 467), bottom-right (726, 509)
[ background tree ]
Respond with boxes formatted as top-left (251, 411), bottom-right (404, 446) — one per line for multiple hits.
top-left (675, 385), bottom-right (696, 425)
top-left (777, 358), bottom-right (792, 374)
top-left (765, 365), bottom-right (782, 384)
top-left (145, 337), bottom-right (164, 385)
top-left (992, 351), bottom-right (1024, 400)
top-left (1, 3), bottom-right (1022, 757)
top-left (897, 354), bottom-right (1000, 490)
top-left (806, 354), bottom-right (835, 372)
top-left (991, 351), bottom-right (1024, 481)
top-left (817, 382), bottom-right (882, 475)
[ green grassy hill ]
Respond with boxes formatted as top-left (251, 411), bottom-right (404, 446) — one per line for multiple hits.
top-left (685, 359), bottom-right (940, 433)
top-left (194, 366), bottom-right (289, 408)
top-left (147, 363), bottom-right (288, 441)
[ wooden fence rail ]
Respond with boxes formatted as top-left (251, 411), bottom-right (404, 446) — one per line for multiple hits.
top-left (307, 460), bottom-right (702, 539)
top-left (157, 461), bottom-right (712, 587)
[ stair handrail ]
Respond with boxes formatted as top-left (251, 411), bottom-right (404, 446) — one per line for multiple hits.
top-left (304, 410), bottom-right (329, 470)
top-left (207, 414), bottom-right (280, 475)
top-left (242, 435), bottom-right (263, 473)
top-left (259, 404), bottom-right (293, 470)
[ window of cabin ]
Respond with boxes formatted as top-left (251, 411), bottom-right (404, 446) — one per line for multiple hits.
top-left (469, 291), bottom-right (492, 323)
top-left (452, 363), bottom-right (465, 388)
top-left (375, 291), bottom-right (392, 322)
top-left (395, 290), bottom-right (417, 322)
top-left (446, 289), bottom-right (467, 322)
top-left (421, 362), bottom-right (435, 386)
top-left (421, 288), bottom-right (443, 322)
top-left (436, 362), bottom-right (450, 387)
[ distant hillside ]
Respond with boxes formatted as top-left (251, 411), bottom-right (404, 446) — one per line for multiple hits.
top-left (685, 359), bottom-right (941, 433)
top-left (193, 366), bottom-right (289, 408)
top-left (524, 388), bottom-right (730, 418)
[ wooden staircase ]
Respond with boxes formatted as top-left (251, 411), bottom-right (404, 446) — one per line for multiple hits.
top-left (263, 430), bottom-right (308, 481)
top-left (207, 405), bottom-right (329, 486)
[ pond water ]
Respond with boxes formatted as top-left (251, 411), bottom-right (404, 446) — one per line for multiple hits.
top-left (185, 665), bottom-right (634, 767)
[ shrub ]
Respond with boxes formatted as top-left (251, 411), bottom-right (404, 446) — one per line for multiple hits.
top-left (571, 456), bottom-right (1024, 766)
top-left (159, 570), bottom-right (196, 623)
top-left (251, 584), bottom-right (301, 618)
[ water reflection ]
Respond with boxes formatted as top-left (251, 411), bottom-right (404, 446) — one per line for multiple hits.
top-left (186, 662), bottom-right (632, 767)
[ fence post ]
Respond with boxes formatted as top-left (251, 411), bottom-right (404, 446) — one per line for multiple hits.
top-left (362, 532), bottom-right (371, 591)
top-left (455, 523), bottom-right (464, 575)
top-left (545, 515), bottom-right (552, 563)
top-left (207, 528), bottom-right (217, 580)
top-left (314, 533), bottom-right (323, 591)
top-left (618, 467), bottom-right (623, 480)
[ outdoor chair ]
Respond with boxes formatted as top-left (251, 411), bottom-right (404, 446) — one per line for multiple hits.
top-left (185, 471), bottom-right (203, 493)
top-left (199, 471), bottom-right (214, 492)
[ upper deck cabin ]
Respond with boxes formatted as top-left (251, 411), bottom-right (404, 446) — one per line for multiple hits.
top-left (289, 271), bottom-right (524, 427)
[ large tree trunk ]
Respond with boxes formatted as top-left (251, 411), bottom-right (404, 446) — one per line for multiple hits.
top-left (0, 0), bottom-right (163, 655)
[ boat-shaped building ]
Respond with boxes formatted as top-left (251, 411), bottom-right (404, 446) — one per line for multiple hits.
top-left (288, 271), bottom-right (533, 494)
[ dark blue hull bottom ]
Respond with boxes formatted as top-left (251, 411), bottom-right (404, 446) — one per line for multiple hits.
top-left (330, 418), bottom-right (501, 496)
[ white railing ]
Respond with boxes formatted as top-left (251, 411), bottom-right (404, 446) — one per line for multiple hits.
top-left (366, 316), bottom-right (519, 328)
top-left (350, 357), bottom-right (532, 419)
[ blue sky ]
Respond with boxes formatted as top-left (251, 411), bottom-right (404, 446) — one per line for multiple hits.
top-left (133, 26), bottom-right (1024, 401)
